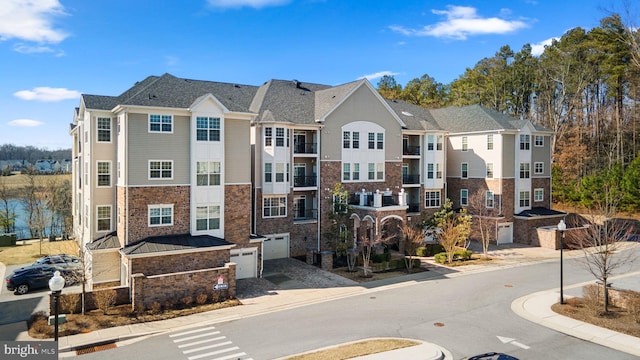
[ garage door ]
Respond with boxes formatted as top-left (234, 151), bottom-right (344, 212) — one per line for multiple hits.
top-left (497, 223), bottom-right (513, 244)
top-left (263, 234), bottom-right (289, 260)
top-left (230, 248), bottom-right (257, 279)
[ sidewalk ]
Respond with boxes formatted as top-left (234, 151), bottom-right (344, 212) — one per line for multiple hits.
top-left (2, 243), bottom-right (639, 359)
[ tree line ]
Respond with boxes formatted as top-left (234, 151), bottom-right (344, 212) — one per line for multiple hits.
top-left (377, 13), bottom-right (640, 212)
top-left (0, 144), bottom-right (71, 163)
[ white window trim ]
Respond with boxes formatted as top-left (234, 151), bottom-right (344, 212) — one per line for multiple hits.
top-left (461, 162), bottom-right (468, 179)
top-left (196, 205), bottom-right (221, 231)
top-left (148, 160), bottom-right (174, 180)
top-left (461, 189), bottom-right (469, 206)
top-left (96, 160), bottom-right (112, 188)
top-left (425, 191), bottom-right (441, 208)
top-left (462, 136), bottom-right (468, 151)
top-left (97, 117), bottom-right (112, 143)
top-left (263, 196), bottom-right (287, 218)
top-left (148, 114), bottom-right (174, 134)
top-left (486, 163), bottom-right (493, 179)
top-left (534, 162), bottom-right (544, 175)
top-left (534, 135), bottom-right (544, 147)
top-left (534, 188), bottom-right (544, 202)
top-left (96, 205), bottom-right (112, 232)
top-left (485, 191), bottom-right (494, 208)
top-left (148, 204), bottom-right (174, 227)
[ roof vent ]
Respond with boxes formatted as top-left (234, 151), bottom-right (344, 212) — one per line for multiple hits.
top-left (292, 80), bottom-right (301, 88)
top-left (401, 111), bottom-right (414, 117)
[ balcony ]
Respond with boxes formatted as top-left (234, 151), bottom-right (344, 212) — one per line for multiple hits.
top-left (402, 174), bottom-right (420, 185)
top-left (403, 145), bottom-right (420, 156)
top-left (407, 203), bottom-right (420, 213)
top-left (293, 175), bottom-right (317, 187)
top-left (294, 142), bottom-right (317, 154)
top-left (348, 189), bottom-right (407, 208)
top-left (294, 208), bottom-right (318, 221)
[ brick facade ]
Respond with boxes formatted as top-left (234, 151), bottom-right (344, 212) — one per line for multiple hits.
top-left (224, 184), bottom-right (251, 245)
top-left (127, 186), bottom-right (190, 243)
top-left (130, 250), bottom-right (230, 276)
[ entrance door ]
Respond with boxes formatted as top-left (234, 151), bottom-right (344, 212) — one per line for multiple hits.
top-left (294, 132), bottom-right (306, 153)
top-left (294, 163), bottom-right (306, 187)
top-left (294, 196), bottom-right (306, 219)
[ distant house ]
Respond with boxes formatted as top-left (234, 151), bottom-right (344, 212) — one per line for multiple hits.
top-left (34, 160), bottom-right (54, 173)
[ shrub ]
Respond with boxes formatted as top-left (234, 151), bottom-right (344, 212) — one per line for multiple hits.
top-left (94, 289), bottom-right (117, 314)
top-left (180, 296), bottom-right (193, 308)
top-left (148, 301), bottom-right (162, 314)
top-left (627, 293), bottom-right (640, 324)
top-left (60, 294), bottom-right (80, 314)
top-left (454, 249), bottom-right (473, 260)
top-left (164, 298), bottom-right (177, 310)
top-left (416, 247), bottom-right (428, 257)
top-left (196, 293), bottom-right (208, 305)
top-left (427, 244), bottom-right (445, 256)
top-left (434, 252), bottom-right (448, 264)
top-left (582, 284), bottom-right (600, 315)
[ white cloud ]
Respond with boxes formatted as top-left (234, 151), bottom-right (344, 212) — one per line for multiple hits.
top-left (8, 119), bottom-right (45, 127)
top-left (207, 0), bottom-right (290, 9)
top-left (0, 0), bottom-right (69, 43)
top-left (358, 71), bottom-right (401, 81)
top-left (13, 43), bottom-right (65, 56)
top-left (14, 87), bottom-right (81, 102)
top-left (531, 37), bottom-right (558, 56)
top-left (390, 5), bottom-right (528, 40)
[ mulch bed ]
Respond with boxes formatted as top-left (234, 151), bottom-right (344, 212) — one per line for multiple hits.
top-left (551, 298), bottom-right (640, 338)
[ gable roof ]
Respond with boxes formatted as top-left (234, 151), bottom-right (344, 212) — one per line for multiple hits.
top-left (86, 232), bottom-right (120, 251)
top-left (250, 79), bottom-right (331, 125)
top-left (120, 233), bottom-right (234, 257)
top-left (385, 99), bottom-right (444, 131)
top-left (428, 104), bottom-right (551, 134)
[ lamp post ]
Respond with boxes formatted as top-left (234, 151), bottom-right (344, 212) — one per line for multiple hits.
top-left (557, 219), bottom-right (567, 305)
top-left (48, 270), bottom-right (65, 342)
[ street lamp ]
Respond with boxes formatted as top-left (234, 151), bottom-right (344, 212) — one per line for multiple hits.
top-left (557, 219), bottom-right (567, 305)
top-left (48, 270), bottom-right (65, 342)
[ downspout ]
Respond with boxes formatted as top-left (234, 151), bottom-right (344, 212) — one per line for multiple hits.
top-left (317, 127), bottom-right (321, 252)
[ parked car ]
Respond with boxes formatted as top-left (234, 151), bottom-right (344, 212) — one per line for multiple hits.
top-left (6, 263), bottom-right (79, 295)
top-left (33, 254), bottom-right (81, 271)
top-left (467, 352), bottom-right (519, 360)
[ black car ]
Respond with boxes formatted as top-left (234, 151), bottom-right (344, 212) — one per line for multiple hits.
top-left (33, 254), bottom-right (81, 271)
top-left (5, 264), bottom-right (77, 295)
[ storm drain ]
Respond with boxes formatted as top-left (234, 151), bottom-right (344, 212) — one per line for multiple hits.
top-left (75, 342), bottom-right (117, 355)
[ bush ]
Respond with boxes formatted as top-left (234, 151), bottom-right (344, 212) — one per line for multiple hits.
top-left (148, 301), bottom-right (162, 314)
top-left (94, 289), bottom-right (117, 314)
top-left (180, 296), bottom-right (193, 308)
top-left (582, 284), bottom-right (600, 315)
top-left (434, 252), bottom-right (448, 264)
top-left (417, 244), bottom-right (446, 257)
top-left (434, 250), bottom-right (473, 264)
top-left (416, 247), bottom-right (428, 257)
top-left (371, 251), bottom-right (391, 263)
top-left (196, 293), bottom-right (208, 305)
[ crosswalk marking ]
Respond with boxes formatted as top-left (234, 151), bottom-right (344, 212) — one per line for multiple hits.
top-left (170, 325), bottom-right (251, 360)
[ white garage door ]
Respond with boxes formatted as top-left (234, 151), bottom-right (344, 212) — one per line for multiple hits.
top-left (497, 223), bottom-right (513, 244)
top-left (230, 248), bottom-right (257, 279)
top-left (263, 234), bottom-right (289, 260)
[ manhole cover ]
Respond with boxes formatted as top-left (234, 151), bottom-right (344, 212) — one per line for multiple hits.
top-left (434, 322), bottom-right (445, 327)
top-left (504, 284), bottom-right (513, 288)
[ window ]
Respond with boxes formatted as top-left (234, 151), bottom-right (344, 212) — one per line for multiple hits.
top-left (149, 114), bottom-right (172, 133)
top-left (343, 163), bottom-right (350, 181)
top-left (520, 163), bottom-right (530, 179)
top-left (97, 117), bottom-right (111, 142)
top-left (196, 205), bottom-right (220, 230)
top-left (149, 205), bottom-right (173, 226)
top-left (333, 193), bottom-right (348, 213)
top-left (376, 163), bottom-right (384, 180)
top-left (520, 134), bottom-right (530, 150)
top-left (343, 131), bottom-right (350, 149)
top-left (436, 163), bottom-right (442, 179)
top-left (196, 117), bottom-right (220, 141)
top-left (534, 188), bottom-right (544, 202)
top-left (462, 136), bottom-right (468, 151)
top-left (377, 133), bottom-right (384, 149)
top-left (368, 163), bottom-right (375, 180)
top-left (276, 127), bottom-right (285, 147)
top-left (264, 163), bottom-right (272, 183)
top-left (461, 162), bottom-right (468, 179)
top-left (534, 162), bottom-right (544, 175)
top-left (353, 163), bottom-right (360, 180)
top-left (487, 134), bottom-right (493, 150)
top-left (534, 135), bottom-right (544, 147)
top-left (97, 205), bottom-right (111, 231)
top-left (196, 161), bottom-right (221, 186)
top-left (275, 163), bottom-right (285, 182)
top-left (519, 191), bottom-right (530, 207)
top-left (265, 127), bottom-right (272, 147)
top-left (486, 191), bottom-right (494, 208)
top-left (461, 189), bottom-right (468, 206)
top-left (427, 135), bottom-right (434, 151)
top-left (97, 161), bottom-right (111, 187)
top-left (263, 196), bottom-right (286, 217)
top-left (368, 133), bottom-right (375, 149)
top-left (352, 132), bottom-right (359, 149)
top-left (427, 163), bottom-right (434, 179)
top-left (425, 191), bottom-right (440, 208)
top-left (149, 160), bottom-right (173, 179)
top-left (436, 135), bottom-right (443, 151)
top-left (486, 163), bottom-right (494, 179)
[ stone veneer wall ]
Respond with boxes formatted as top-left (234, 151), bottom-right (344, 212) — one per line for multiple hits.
top-left (130, 250), bottom-right (230, 276)
top-left (532, 177), bottom-right (551, 208)
top-left (224, 184), bottom-right (251, 245)
top-left (127, 186), bottom-right (190, 243)
top-left (131, 263), bottom-right (236, 313)
top-left (116, 186), bottom-right (126, 247)
top-left (290, 222), bottom-right (318, 257)
top-left (514, 217), bottom-right (564, 246)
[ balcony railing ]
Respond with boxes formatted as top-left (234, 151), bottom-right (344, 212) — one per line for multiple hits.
top-left (402, 174), bottom-right (420, 184)
top-left (403, 145), bottom-right (420, 156)
top-left (293, 175), bottom-right (317, 187)
top-left (293, 208), bottom-right (318, 220)
top-left (407, 203), bottom-right (420, 213)
top-left (294, 142), bottom-right (317, 154)
top-left (349, 193), bottom-right (400, 207)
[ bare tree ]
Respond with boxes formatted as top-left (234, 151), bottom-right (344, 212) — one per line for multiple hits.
top-left (468, 189), bottom-right (496, 258)
top-left (21, 168), bottom-right (48, 254)
top-left (0, 177), bottom-right (17, 234)
top-left (397, 220), bottom-right (425, 273)
top-left (358, 230), bottom-right (391, 277)
top-left (432, 199), bottom-right (473, 264)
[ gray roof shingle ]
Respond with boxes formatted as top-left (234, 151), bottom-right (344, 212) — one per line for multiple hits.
top-left (86, 232), bottom-right (120, 251)
top-left (385, 99), bottom-right (444, 131)
top-left (121, 233), bottom-right (233, 256)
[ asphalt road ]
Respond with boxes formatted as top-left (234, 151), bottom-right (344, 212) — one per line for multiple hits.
top-left (73, 249), bottom-right (640, 360)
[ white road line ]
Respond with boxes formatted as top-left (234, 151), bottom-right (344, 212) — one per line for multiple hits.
top-left (187, 346), bottom-right (238, 360)
top-left (173, 331), bottom-right (221, 342)
top-left (177, 336), bottom-right (226, 348)
top-left (170, 326), bottom-right (217, 337)
top-left (182, 341), bottom-right (233, 354)
top-left (211, 353), bottom-right (247, 360)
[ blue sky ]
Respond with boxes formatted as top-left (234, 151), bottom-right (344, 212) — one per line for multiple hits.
top-left (0, 0), bottom-right (626, 150)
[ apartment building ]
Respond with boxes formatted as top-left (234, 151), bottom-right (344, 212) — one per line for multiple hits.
top-left (71, 73), bottom-right (562, 290)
